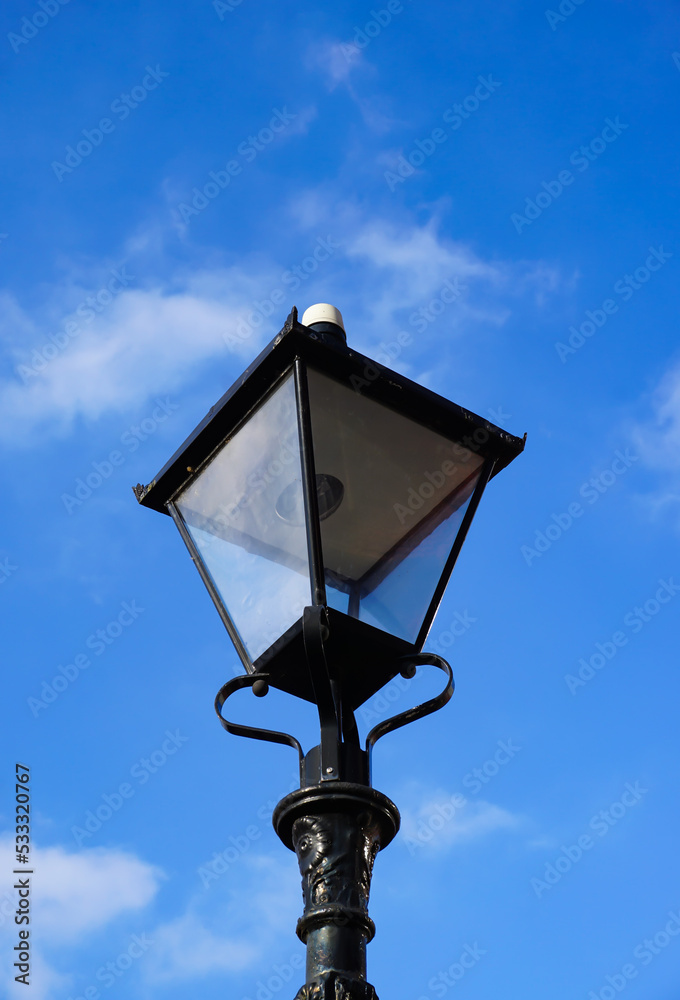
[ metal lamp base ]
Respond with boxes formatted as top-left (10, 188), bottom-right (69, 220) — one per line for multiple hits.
top-left (293, 973), bottom-right (379, 999)
top-left (274, 782), bottom-right (399, 999)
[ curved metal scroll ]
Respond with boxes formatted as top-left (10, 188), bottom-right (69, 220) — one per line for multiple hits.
top-left (365, 653), bottom-right (454, 761)
top-left (214, 673), bottom-right (304, 775)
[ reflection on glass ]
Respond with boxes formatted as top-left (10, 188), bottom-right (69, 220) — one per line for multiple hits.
top-left (175, 373), bottom-right (312, 661)
top-left (307, 368), bottom-right (483, 642)
top-left (355, 488), bottom-right (477, 640)
top-left (275, 473), bottom-right (345, 525)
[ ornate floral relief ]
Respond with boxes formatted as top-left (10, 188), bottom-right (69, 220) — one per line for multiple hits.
top-left (293, 973), bottom-right (379, 999)
top-left (292, 813), bottom-right (380, 913)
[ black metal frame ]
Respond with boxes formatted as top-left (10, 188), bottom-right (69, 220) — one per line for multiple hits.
top-left (214, 637), bottom-right (454, 784)
top-left (415, 455), bottom-right (495, 649)
top-left (134, 306), bottom-right (525, 708)
top-left (167, 498), bottom-right (252, 665)
top-left (294, 359), bottom-right (326, 609)
top-left (134, 307), bottom-right (524, 515)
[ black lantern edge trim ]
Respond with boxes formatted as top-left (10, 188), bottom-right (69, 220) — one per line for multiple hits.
top-left (133, 306), bottom-right (526, 514)
top-left (415, 456), bottom-right (496, 650)
top-left (166, 500), bottom-right (253, 670)
top-left (293, 360), bottom-right (327, 608)
top-left (132, 310), bottom-right (320, 514)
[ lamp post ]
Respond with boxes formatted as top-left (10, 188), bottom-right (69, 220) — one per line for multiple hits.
top-left (134, 303), bottom-right (524, 999)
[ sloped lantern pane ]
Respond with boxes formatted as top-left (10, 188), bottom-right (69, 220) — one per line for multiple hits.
top-left (358, 486), bottom-right (479, 641)
top-left (307, 368), bottom-right (484, 643)
top-left (175, 373), bottom-right (312, 661)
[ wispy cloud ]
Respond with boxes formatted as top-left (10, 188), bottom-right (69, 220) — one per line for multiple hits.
top-left (305, 38), bottom-right (365, 90)
top-left (0, 839), bottom-right (164, 999)
top-left (305, 39), bottom-right (399, 133)
top-left (398, 788), bottom-right (520, 855)
top-left (1, 950), bottom-right (71, 1000)
top-left (0, 839), bottom-right (163, 943)
top-left (630, 359), bottom-right (680, 524)
top-left (0, 200), bottom-right (561, 445)
top-left (0, 838), bottom-right (300, 997)
top-left (289, 196), bottom-right (558, 358)
top-left (144, 854), bottom-right (299, 983)
top-left (631, 360), bottom-right (680, 470)
top-left (0, 265), bottom-right (277, 444)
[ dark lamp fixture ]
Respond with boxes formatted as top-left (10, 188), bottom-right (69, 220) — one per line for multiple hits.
top-left (134, 303), bottom-right (525, 1000)
top-left (134, 305), bottom-right (524, 711)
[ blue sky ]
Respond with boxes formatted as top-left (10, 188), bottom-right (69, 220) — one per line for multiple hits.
top-left (1, 1), bottom-right (679, 998)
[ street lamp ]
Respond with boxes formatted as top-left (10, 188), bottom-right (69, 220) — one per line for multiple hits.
top-left (134, 303), bottom-right (524, 999)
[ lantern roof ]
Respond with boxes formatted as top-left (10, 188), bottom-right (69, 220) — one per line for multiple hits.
top-left (134, 307), bottom-right (525, 515)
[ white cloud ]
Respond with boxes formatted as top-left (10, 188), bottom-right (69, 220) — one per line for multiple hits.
top-left (346, 215), bottom-right (500, 313)
top-left (0, 201), bottom-right (560, 445)
top-left (1, 948), bottom-right (72, 1000)
top-left (144, 854), bottom-right (300, 983)
top-left (146, 909), bottom-right (260, 981)
top-left (1, 264), bottom-right (279, 444)
top-left (285, 104), bottom-right (319, 137)
top-left (0, 839), bottom-right (300, 997)
top-left (291, 203), bottom-right (538, 362)
top-left (305, 39), bottom-right (400, 132)
top-left (305, 39), bottom-right (364, 90)
top-left (632, 361), bottom-right (680, 471)
top-left (399, 792), bottom-right (520, 854)
top-left (0, 839), bottom-right (164, 1000)
top-left (0, 839), bottom-right (164, 943)
top-left (629, 359), bottom-right (680, 523)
